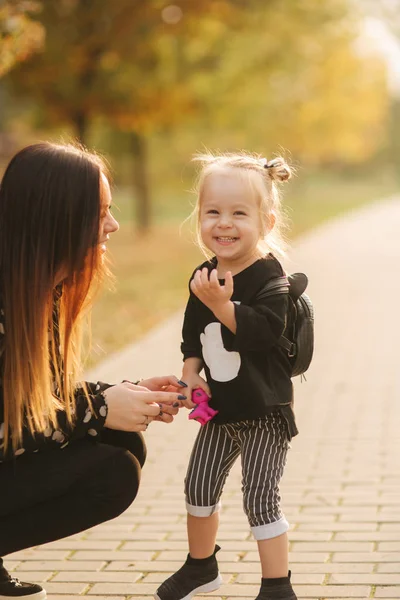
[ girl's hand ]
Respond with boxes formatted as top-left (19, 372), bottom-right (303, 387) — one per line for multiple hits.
top-left (103, 382), bottom-right (184, 432)
top-left (179, 373), bottom-right (211, 410)
top-left (190, 268), bottom-right (233, 312)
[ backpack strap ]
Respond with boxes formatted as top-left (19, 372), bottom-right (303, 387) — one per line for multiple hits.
top-left (254, 275), bottom-right (296, 357)
top-left (254, 275), bottom-right (290, 302)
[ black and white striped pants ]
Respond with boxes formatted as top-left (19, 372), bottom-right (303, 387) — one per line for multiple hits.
top-left (184, 411), bottom-right (290, 540)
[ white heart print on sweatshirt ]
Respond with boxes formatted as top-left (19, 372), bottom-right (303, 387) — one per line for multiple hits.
top-left (200, 322), bottom-right (241, 382)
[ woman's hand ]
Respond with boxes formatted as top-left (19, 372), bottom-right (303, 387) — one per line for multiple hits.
top-left (138, 374), bottom-right (187, 394)
top-left (125, 375), bottom-right (187, 423)
top-left (103, 381), bottom-right (184, 432)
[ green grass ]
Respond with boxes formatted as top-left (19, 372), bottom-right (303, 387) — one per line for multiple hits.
top-left (88, 167), bottom-right (399, 364)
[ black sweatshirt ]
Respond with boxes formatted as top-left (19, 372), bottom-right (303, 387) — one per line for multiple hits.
top-left (0, 299), bottom-right (112, 463)
top-left (181, 254), bottom-right (298, 437)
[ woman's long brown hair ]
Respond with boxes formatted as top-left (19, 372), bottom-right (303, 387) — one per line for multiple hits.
top-left (0, 142), bottom-right (109, 452)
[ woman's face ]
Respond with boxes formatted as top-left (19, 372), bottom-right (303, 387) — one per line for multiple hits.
top-left (99, 173), bottom-right (119, 254)
top-left (54, 173), bottom-right (119, 285)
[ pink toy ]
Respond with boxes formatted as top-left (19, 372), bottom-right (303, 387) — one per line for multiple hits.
top-left (189, 388), bottom-right (218, 425)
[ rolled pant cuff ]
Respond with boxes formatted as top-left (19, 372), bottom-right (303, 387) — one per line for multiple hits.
top-left (251, 516), bottom-right (289, 540)
top-left (186, 500), bottom-right (221, 517)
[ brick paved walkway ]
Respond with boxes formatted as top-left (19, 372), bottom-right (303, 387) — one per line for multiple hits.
top-left (7, 197), bottom-right (400, 599)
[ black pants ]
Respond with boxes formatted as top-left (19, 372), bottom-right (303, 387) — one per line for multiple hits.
top-left (0, 428), bottom-right (145, 576)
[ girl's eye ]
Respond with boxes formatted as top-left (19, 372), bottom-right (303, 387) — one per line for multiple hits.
top-left (207, 209), bottom-right (219, 215)
top-left (234, 211), bottom-right (246, 216)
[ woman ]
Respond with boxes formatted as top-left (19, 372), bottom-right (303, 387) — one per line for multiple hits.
top-left (0, 142), bottom-right (185, 599)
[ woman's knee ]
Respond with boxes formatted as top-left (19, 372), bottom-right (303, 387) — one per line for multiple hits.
top-left (128, 432), bottom-right (146, 467)
top-left (91, 448), bottom-right (142, 521)
top-left (100, 429), bottom-right (147, 468)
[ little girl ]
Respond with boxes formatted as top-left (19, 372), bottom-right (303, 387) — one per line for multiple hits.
top-left (155, 152), bottom-right (299, 600)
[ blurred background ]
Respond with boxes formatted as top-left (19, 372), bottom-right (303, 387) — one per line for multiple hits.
top-left (1, 0), bottom-right (400, 363)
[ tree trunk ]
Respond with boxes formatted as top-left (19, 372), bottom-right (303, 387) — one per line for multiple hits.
top-left (389, 99), bottom-right (400, 182)
top-left (130, 131), bottom-right (151, 233)
top-left (73, 112), bottom-right (88, 145)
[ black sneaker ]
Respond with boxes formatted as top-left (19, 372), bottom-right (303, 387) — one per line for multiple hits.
top-left (255, 571), bottom-right (297, 600)
top-left (154, 545), bottom-right (223, 600)
top-left (0, 576), bottom-right (46, 599)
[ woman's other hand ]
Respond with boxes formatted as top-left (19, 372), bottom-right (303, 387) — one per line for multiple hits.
top-left (103, 382), bottom-right (185, 432)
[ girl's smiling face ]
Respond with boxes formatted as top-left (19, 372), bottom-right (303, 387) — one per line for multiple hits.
top-left (199, 169), bottom-right (265, 268)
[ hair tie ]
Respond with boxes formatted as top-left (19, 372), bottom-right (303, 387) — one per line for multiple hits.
top-left (262, 158), bottom-right (273, 169)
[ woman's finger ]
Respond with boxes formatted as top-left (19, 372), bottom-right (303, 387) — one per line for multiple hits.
top-left (154, 413), bottom-right (174, 424)
top-left (182, 399), bottom-right (197, 410)
top-left (158, 403), bottom-right (179, 416)
top-left (142, 391), bottom-right (186, 405)
top-left (163, 385), bottom-right (185, 396)
top-left (122, 381), bottom-right (150, 392)
top-left (151, 375), bottom-right (186, 389)
top-left (135, 423), bottom-right (148, 432)
top-left (142, 403), bottom-right (162, 418)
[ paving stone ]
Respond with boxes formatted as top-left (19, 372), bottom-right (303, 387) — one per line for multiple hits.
top-left (49, 597), bottom-right (126, 600)
top-left (70, 551), bottom-right (156, 562)
top-left (9, 572), bottom-right (53, 582)
top-left (6, 550), bottom-right (70, 560)
top-left (284, 586), bottom-right (371, 597)
top-left (236, 573), bottom-right (324, 585)
top-left (14, 561), bottom-right (106, 572)
top-left (39, 582), bottom-right (89, 594)
top-left (332, 553), bottom-right (400, 563)
top-left (290, 542), bottom-right (375, 552)
top-left (375, 588), bottom-right (400, 598)
top-left (50, 571), bottom-right (143, 583)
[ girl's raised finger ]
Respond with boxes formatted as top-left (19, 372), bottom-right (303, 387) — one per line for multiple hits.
top-left (200, 267), bottom-right (210, 286)
top-left (224, 270), bottom-right (234, 295)
top-left (190, 278), bottom-right (198, 295)
top-left (209, 269), bottom-right (220, 288)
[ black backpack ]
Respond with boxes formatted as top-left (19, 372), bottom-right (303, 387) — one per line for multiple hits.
top-left (255, 273), bottom-right (314, 377)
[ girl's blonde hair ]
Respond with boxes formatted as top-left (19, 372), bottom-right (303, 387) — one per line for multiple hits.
top-left (0, 142), bottom-right (109, 453)
top-left (191, 151), bottom-right (292, 258)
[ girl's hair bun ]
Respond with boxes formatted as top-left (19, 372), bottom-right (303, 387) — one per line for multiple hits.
top-left (264, 157), bottom-right (291, 182)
